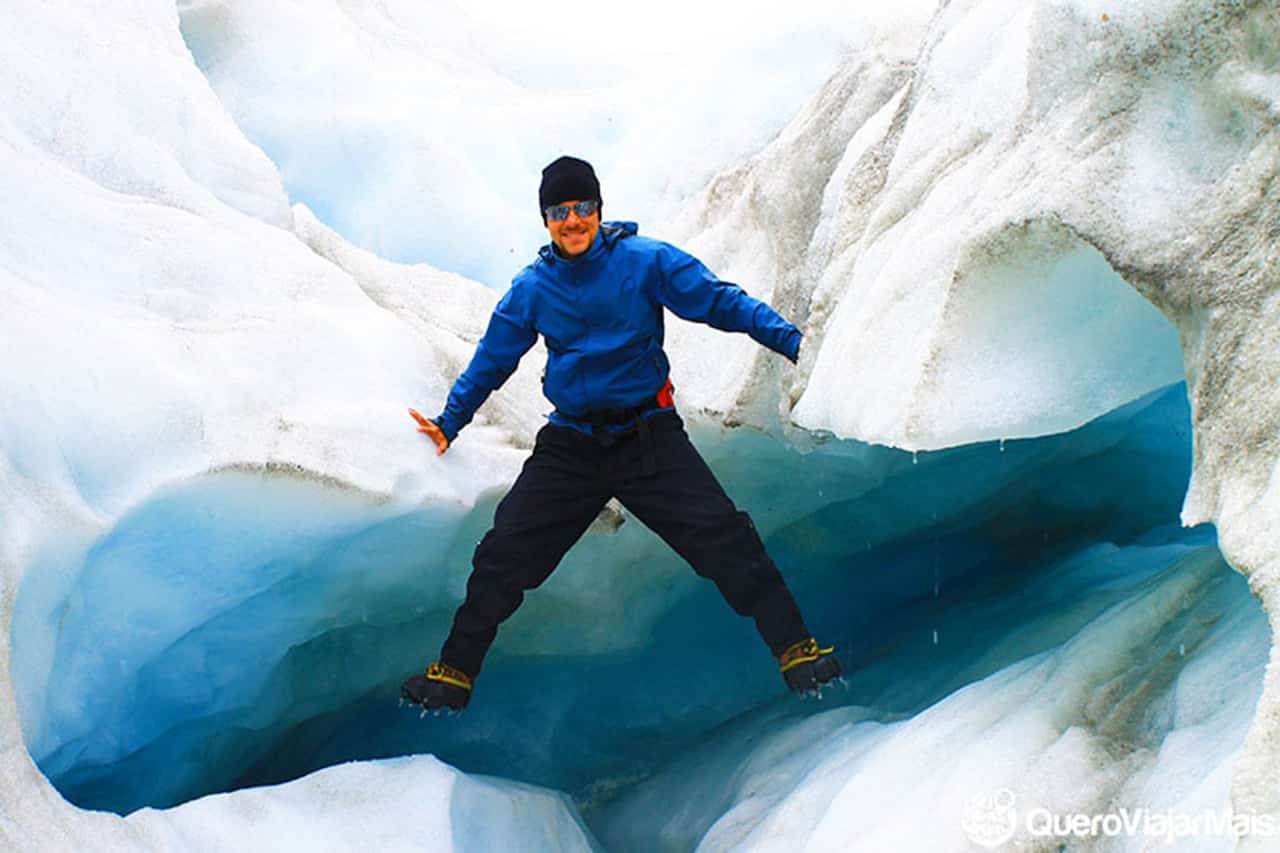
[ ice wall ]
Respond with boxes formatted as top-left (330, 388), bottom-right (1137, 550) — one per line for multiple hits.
top-left (0, 1), bottom-right (568, 847)
top-left (1, 0), bottom-right (1277, 850)
top-left (597, 542), bottom-right (1268, 852)
top-left (660, 0), bottom-right (1280, 829)
top-left (9, 377), bottom-right (1200, 817)
top-left (174, 0), bottom-right (914, 289)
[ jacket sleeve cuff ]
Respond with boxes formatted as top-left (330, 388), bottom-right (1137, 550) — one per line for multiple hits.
top-left (434, 413), bottom-right (460, 444)
top-left (785, 329), bottom-right (802, 363)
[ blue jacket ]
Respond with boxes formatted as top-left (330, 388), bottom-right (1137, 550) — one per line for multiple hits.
top-left (434, 221), bottom-right (801, 441)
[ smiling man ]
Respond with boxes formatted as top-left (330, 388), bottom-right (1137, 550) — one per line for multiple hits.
top-left (402, 155), bottom-right (841, 712)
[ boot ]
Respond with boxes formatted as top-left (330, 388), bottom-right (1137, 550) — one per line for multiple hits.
top-left (402, 662), bottom-right (473, 711)
top-left (778, 638), bottom-right (842, 693)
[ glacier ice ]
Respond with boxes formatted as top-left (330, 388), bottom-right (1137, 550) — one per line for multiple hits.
top-left (174, 0), bottom-right (933, 290)
top-left (667, 0), bottom-right (1280, 829)
top-left (1, 0), bottom-right (1278, 850)
top-left (126, 757), bottom-right (599, 852)
top-left (7, 381), bottom-right (1244, 831)
top-left (596, 541), bottom-right (1266, 852)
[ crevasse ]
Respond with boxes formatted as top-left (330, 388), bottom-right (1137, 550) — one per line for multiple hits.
top-left (1, 1), bottom-right (1276, 850)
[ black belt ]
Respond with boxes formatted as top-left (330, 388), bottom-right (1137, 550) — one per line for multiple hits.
top-left (560, 403), bottom-right (667, 474)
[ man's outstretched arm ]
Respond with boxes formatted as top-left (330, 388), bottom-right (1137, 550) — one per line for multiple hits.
top-left (416, 287), bottom-right (537, 453)
top-left (653, 242), bottom-right (801, 362)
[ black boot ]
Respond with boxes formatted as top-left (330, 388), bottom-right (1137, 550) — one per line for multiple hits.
top-left (779, 638), bottom-right (842, 693)
top-left (402, 662), bottom-right (473, 711)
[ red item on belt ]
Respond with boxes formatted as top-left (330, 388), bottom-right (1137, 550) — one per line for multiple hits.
top-left (656, 377), bottom-right (675, 408)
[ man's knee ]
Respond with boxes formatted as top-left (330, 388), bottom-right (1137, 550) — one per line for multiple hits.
top-left (679, 511), bottom-right (772, 581)
top-left (472, 527), bottom-right (561, 591)
top-left (694, 510), bottom-right (767, 557)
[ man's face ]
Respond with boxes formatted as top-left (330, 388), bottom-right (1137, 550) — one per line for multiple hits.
top-left (546, 199), bottom-right (600, 257)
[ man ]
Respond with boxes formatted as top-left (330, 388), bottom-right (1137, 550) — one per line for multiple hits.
top-left (401, 156), bottom-right (840, 712)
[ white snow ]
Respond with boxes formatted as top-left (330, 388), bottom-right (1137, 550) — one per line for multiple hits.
top-left (658, 0), bottom-right (1280, 823)
top-left (0, 1), bottom-right (548, 846)
top-left (668, 0), bottom-right (1280, 830)
top-left (599, 545), bottom-right (1268, 852)
top-left (175, 0), bottom-right (927, 290)
top-left (127, 756), bottom-right (596, 852)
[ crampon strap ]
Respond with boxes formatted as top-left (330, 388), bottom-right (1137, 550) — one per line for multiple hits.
top-left (426, 662), bottom-right (474, 691)
top-left (778, 638), bottom-right (835, 673)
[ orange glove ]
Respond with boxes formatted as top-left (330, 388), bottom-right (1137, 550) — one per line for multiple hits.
top-left (409, 408), bottom-right (449, 456)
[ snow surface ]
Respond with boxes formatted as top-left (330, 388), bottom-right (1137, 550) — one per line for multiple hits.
top-left (128, 757), bottom-right (597, 852)
top-left (598, 543), bottom-right (1267, 852)
top-left (1, 0), bottom-right (1278, 850)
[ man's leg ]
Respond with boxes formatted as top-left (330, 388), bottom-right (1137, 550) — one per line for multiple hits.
top-left (612, 412), bottom-right (810, 657)
top-left (439, 424), bottom-right (609, 678)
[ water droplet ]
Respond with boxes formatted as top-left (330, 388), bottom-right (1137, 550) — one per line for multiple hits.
top-left (999, 438), bottom-right (1006, 452)
top-left (912, 451), bottom-right (919, 465)
top-left (1179, 644), bottom-right (1185, 657)
top-left (932, 629), bottom-right (939, 645)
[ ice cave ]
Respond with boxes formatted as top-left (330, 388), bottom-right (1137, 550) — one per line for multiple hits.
top-left (1, 1), bottom-right (1277, 851)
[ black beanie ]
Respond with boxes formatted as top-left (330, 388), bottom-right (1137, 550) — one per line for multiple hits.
top-left (539, 156), bottom-right (602, 220)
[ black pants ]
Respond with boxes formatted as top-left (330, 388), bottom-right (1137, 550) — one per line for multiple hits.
top-left (439, 410), bottom-right (810, 677)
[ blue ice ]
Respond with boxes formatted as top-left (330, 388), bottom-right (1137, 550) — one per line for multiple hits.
top-left (10, 383), bottom-right (1264, 847)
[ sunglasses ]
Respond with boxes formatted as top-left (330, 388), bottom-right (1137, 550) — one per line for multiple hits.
top-left (544, 199), bottom-right (599, 221)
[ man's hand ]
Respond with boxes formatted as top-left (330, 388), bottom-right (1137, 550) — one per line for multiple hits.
top-left (409, 408), bottom-right (449, 456)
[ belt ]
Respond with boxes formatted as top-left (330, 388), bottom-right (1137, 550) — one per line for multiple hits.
top-left (559, 378), bottom-right (674, 474)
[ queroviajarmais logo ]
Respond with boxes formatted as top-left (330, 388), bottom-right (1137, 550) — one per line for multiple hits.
top-left (962, 788), bottom-right (1017, 848)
